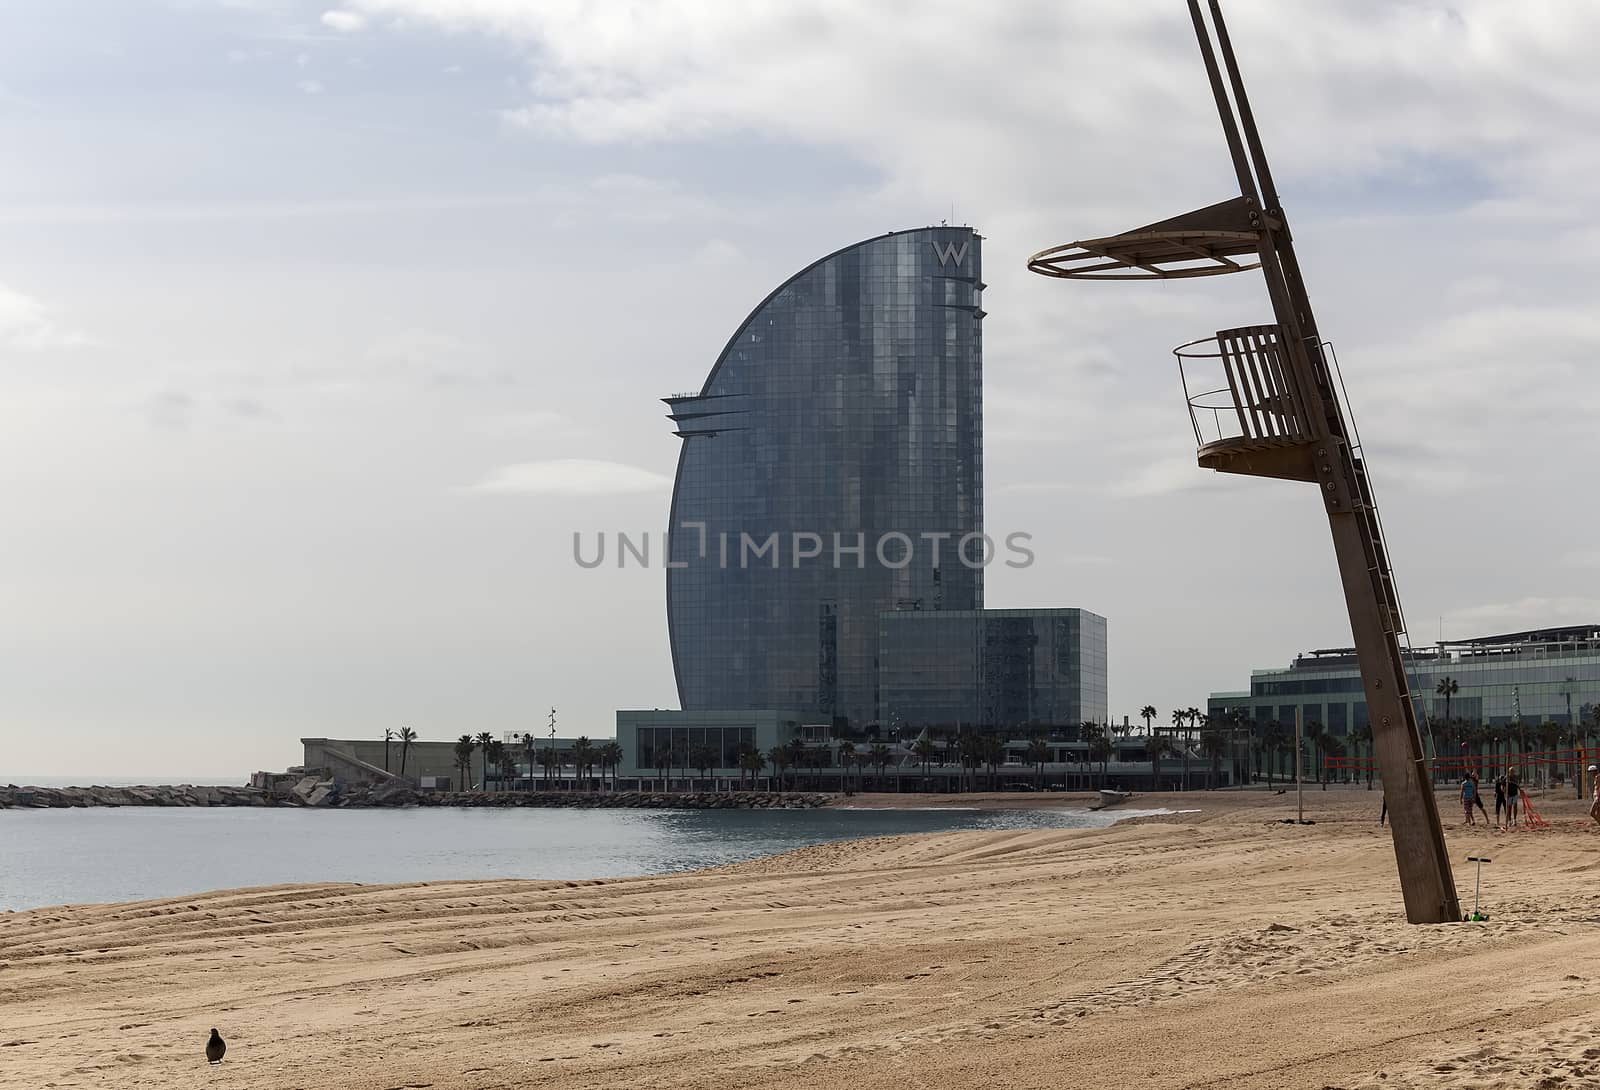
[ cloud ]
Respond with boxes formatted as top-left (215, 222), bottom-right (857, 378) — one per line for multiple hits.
top-left (466, 459), bottom-right (672, 496)
top-left (1443, 598), bottom-right (1600, 637)
top-left (337, 0), bottom-right (1600, 219)
top-left (1107, 455), bottom-right (1242, 499)
top-left (466, 409), bottom-right (593, 441)
top-left (0, 283), bottom-right (94, 349)
top-left (320, 10), bottom-right (367, 32)
top-left (224, 397), bottom-right (270, 420)
top-left (146, 390), bottom-right (193, 432)
top-left (297, 79), bottom-right (325, 95)
top-left (690, 238), bottom-right (744, 267)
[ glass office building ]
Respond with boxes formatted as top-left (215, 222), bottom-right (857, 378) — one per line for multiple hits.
top-left (1208, 624), bottom-right (1600, 738)
top-left (665, 227), bottom-right (984, 728)
top-left (878, 608), bottom-right (1108, 732)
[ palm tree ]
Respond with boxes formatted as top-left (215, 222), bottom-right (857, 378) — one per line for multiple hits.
top-left (453, 734), bottom-right (474, 790)
top-left (1304, 720), bottom-right (1327, 788)
top-left (1140, 704), bottom-right (1157, 738)
top-left (572, 736), bottom-right (597, 790)
top-left (1026, 736), bottom-right (1051, 788)
top-left (1258, 721), bottom-right (1281, 786)
top-left (383, 727), bottom-right (395, 773)
top-left (1230, 712), bottom-right (1252, 787)
top-left (766, 746), bottom-right (790, 791)
top-left (1350, 726), bottom-right (1376, 787)
top-left (1087, 729), bottom-right (1113, 788)
top-left (474, 731), bottom-right (495, 792)
top-left (1199, 728), bottom-right (1225, 789)
top-left (653, 740), bottom-right (672, 788)
top-left (954, 730), bottom-right (982, 792)
top-left (1146, 733), bottom-right (1172, 790)
top-left (1171, 709), bottom-right (1190, 790)
top-left (1323, 734), bottom-right (1348, 783)
top-left (498, 749), bottom-right (518, 790)
top-left (837, 740), bottom-right (857, 792)
top-left (678, 737), bottom-right (697, 789)
top-left (484, 739), bottom-right (506, 791)
top-left (779, 738), bottom-right (806, 790)
top-left (739, 746), bottom-right (766, 790)
top-left (522, 733), bottom-right (538, 790)
top-left (1435, 677), bottom-right (1459, 739)
top-left (911, 737), bottom-right (935, 790)
top-left (687, 743), bottom-right (717, 789)
top-left (869, 743), bottom-right (894, 789)
top-left (539, 744), bottom-right (561, 787)
top-left (599, 741), bottom-right (623, 789)
top-left (397, 726), bottom-right (417, 779)
top-left (972, 736), bottom-right (998, 787)
top-left (1079, 721), bottom-right (1101, 785)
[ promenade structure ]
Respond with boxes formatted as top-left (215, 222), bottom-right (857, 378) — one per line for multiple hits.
top-left (664, 226), bottom-right (984, 730)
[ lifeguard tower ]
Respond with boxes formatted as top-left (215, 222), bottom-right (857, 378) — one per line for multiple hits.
top-left (1029, 1), bottom-right (1459, 923)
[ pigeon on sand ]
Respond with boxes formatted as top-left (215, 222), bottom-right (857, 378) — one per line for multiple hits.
top-left (205, 1028), bottom-right (226, 1065)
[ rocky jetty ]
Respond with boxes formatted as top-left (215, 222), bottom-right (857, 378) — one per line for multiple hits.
top-left (336, 784), bottom-right (833, 810)
top-left (0, 784), bottom-right (272, 808)
top-left (0, 782), bottom-right (831, 811)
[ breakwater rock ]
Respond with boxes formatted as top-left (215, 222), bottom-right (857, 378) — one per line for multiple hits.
top-left (337, 786), bottom-right (833, 810)
top-left (0, 784), bottom-right (272, 809)
top-left (0, 783), bottom-right (832, 811)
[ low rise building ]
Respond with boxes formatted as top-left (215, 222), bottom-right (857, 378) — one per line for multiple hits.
top-left (1208, 624), bottom-right (1600, 779)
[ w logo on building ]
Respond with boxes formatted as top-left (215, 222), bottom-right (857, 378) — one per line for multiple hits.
top-left (932, 239), bottom-right (969, 267)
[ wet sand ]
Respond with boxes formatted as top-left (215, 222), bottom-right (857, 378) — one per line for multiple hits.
top-left (3, 789), bottom-right (1598, 1089)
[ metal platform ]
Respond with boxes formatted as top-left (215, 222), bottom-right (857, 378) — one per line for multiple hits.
top-left (1028, 196), bottom-right (1266, 280)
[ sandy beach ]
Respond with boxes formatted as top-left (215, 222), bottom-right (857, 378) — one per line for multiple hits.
top-left (4, 789), bottom-right (1599, 1089)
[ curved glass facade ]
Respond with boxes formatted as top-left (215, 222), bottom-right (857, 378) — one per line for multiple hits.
top-left (665, 227), bottom-right (984, 728)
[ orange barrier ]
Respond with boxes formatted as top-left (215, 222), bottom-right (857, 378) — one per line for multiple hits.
top-left (1514, 791), bottom-right (1550, 830)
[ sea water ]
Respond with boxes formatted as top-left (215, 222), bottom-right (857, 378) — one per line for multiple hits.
top-left (0, 804), bottom-right (1172, 912)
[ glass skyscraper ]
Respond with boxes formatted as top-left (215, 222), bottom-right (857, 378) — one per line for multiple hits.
top-left (665, 227), bottom-right (984, 728)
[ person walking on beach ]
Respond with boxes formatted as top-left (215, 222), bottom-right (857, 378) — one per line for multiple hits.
top-left (1460, 774), bottom-right (1479, 824)
top-left (1494, 775), bottom-right (1508, 827)
top-left (1506, 769), bottom-right (1521, 828)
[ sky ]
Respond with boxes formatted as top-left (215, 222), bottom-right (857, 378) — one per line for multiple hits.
top-left (3, 0), bottom-right (1598, 780)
